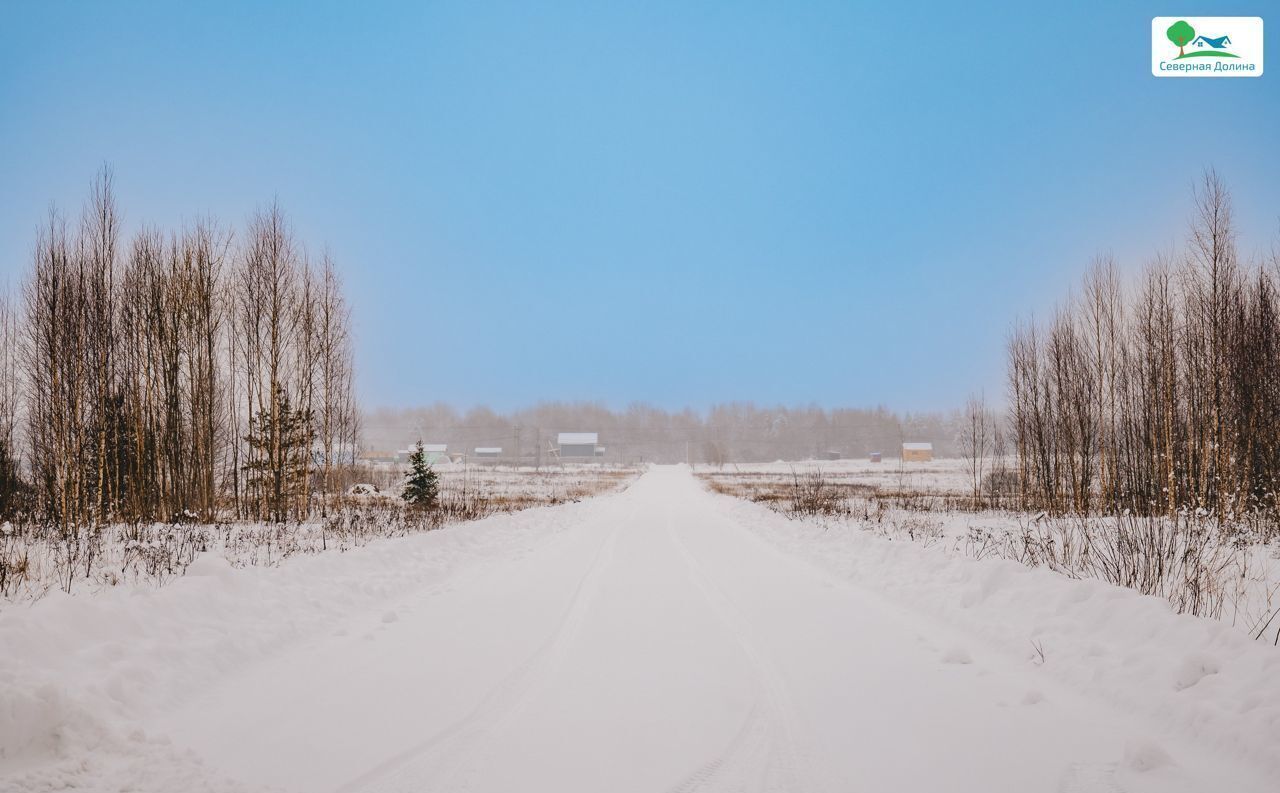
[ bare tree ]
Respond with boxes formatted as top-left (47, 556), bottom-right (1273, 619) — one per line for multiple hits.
top-left (959, 392), bottom-right (992, 507)
top-left (314, 254), bottom-right (359, 511)
top-left (0, 287), bottom-right (23, 517)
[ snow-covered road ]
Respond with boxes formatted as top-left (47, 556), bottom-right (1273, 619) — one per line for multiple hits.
top-left (5, 466), bottom-right (1278, 792)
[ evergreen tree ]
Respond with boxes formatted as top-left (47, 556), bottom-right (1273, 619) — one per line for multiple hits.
top-left (242, 384), bottom-right (314, 522)
top-left (402, 442), bottom-right (439, 510)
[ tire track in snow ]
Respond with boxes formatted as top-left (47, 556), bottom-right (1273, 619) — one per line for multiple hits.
top-left (664, 701), bottom-right (772, 793)
top-left (1058, 762), bottom-right (1126, 793)
top-left (332, 501), bottom-right (631, 793)
top-left (660, 499), bottom-right (827, 793)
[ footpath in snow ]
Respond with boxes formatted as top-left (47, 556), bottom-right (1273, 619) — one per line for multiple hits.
top-left (2, 466), bottom-right (1278, 792)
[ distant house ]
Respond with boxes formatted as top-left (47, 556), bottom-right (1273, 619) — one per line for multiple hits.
top-left (474, 447), bottom-right (502, 460)
top-left (397, 443), bottom-right (448, 464)
top-left (1193, 34), bottom-right (1231, 48)
top-left (901, 442), bottom-right (933, 462)
top-left (824, 450), bottom-right (842, 461)
top-left (558, 432), bottom-right (601, 460)
top-left (869, 451), bottom-right (883, 463)
top-left (359, 450), bottom-right (398, 464)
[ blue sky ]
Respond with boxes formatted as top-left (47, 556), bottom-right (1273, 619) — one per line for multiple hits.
top-left (1, 1), bottom-right (1277, 412)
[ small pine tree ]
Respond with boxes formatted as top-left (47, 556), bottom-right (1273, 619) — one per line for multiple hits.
top-left (242, 384), bottom-right (314, 522)
top-left (402, 442), bottom-right (439, 510)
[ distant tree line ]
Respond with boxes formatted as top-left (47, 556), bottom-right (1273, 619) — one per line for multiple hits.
top-left (363, 401), bottom-right (963, 464)
top-left (0, 169), bottom-right (360, 526)
top-left (1009, 171), bottom-right (1280, 518)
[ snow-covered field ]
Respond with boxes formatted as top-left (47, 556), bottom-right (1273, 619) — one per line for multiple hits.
top-left (692, 456), bottom-right (978, 494)
top-left (2, 466), bottom-right (1277, 792)
top-left (369, 462), bottom-right (641, 506)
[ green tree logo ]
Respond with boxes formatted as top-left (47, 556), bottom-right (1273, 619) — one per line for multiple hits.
top-left (1166, 20), bottom-right (1196, 57)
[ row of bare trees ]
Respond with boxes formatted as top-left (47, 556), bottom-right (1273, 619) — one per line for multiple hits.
top-left (0, 169), bottom-right (359, 527)
top-left (1009, 171), bottom-right (1280, 521)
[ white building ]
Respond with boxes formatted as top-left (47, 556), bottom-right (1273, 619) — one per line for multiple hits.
top-left (558, 432), bottom-right (602, 459)
top-left (397, 443), bottom-right (448, 464)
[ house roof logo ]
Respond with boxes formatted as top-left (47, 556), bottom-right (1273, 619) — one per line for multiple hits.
top-left (1166, 20), bottom-right (1237, 59)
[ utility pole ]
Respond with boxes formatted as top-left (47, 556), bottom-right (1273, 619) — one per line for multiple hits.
top-left (535, 427), bottom-right (541, 471)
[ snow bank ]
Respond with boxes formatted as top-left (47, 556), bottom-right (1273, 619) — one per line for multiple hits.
top-left (0, 497), bottom-right (612, 792)
top-left (712, 490), bottom-right (1280, 776)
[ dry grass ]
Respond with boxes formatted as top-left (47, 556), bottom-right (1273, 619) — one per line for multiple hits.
top-left (699, 467), bottom-right (1277, 630)
top-left (700, 469), bottom-right (980, 515)
top-left (967, 513), bottom-right (1252, 620)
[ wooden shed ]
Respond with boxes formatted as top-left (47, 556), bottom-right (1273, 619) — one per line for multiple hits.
top-left (901, 442), bottom-right (933, 462)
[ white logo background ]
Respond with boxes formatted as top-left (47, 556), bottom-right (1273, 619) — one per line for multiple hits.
top-left (1151, 17), bottom-right (1264, 77)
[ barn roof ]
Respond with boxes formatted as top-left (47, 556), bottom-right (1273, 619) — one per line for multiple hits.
top-left (902, 442), bottom-right (933, 451)
top-left (558, 432), bottom-right (598, 445)
top-left (474, 447), bottom-right (502, 454)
